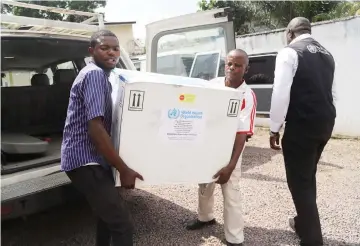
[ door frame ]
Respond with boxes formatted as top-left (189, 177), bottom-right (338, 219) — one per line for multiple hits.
top-left (145, 8), bottom-right (235, 74)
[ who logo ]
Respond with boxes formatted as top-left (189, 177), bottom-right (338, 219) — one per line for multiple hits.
top-left (168, 108), bottom-right (180, 119)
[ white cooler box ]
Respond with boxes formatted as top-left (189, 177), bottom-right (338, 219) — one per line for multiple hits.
top-left (110, 69), bottom-right (243, 187)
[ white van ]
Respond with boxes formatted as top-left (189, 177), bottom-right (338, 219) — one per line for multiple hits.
top-left (1, 2), bottom-right (236, 220)
top-left (132, 51), bottom-right (195, 76)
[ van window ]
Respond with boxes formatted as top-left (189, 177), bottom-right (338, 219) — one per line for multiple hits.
top-left (190, 52), bottom-right (220, 80)
top-left (156, 27), bottom-right (227, 79)
top-left (56, 61), bottom-right (75, 70)
top-left (133, 61), bottom-right (141, 71)
top-left (2, 68), bottom-right (54, 87)
top-left (245, 54), bottom-right (276, 85)
top-left (157, 54), bottom-right (194, 77)
top-left (181, 56), bottom-right (194, 76)
top-left (218, 58), bottom-right (225, 77)
top-left (84, 57), bottom-right (93, 65)
top-left (54, 61), bottom-right (77, 74)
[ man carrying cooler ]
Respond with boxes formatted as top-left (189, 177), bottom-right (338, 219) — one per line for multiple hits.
top-left (186, 49), bottom-right (257, 246)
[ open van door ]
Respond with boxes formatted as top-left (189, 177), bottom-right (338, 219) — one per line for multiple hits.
top-left (245, 52), bottom-right (277, 117)
top-left (145, 8), bottom-right (235, 80)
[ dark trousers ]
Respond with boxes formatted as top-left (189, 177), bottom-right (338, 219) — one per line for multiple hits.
top-left (281, 120), bottom-right (334, 246)
top-left (66, 165), bottom-right (133, 246)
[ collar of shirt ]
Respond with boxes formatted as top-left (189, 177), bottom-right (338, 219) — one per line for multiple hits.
top-left (236, 80), bottom-right (248, 91)
top-left (209, 76), bottom-right (248, 91)
top-left (88, 59), bottom-right (112, 78)
top-left (290, 33), bottom-right (312, 45)
top-left (224, 77), bottom-right (248, 91)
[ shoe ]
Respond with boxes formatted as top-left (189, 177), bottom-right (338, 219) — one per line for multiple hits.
top-left (185, 219), bottom-right (216, 230)
top-left (289, 217), bottom-right (300, 237)
top-left (226, 241), bottom-right (243, 246)
top-left (289, 217), bottom-right (296, 232)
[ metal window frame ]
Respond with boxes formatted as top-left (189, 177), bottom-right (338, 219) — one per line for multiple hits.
top-left (189, 50), bottom-right (222, 79)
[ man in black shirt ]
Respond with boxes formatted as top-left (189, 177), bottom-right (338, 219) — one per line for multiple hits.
top-left (269, 17), bottom-right (337, 246)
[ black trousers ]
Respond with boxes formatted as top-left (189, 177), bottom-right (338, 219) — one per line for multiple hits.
top-left (281, 120), bottom-right (334, 246)
top-left (66, 165), bottom-right (133, 246)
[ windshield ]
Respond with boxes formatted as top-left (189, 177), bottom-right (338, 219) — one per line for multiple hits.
top-left (157, 54), bottom-right (195, 77)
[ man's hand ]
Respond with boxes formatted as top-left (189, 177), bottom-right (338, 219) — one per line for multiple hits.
top-left (213, 166), bottom-right (234, 185)
top-left (270, 132), bottom-right (281, 150)
top-left (120, 167), bottom-right (144, 189)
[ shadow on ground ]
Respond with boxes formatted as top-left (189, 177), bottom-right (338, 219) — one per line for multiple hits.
top-left (1, 187), bottom-right (356, 246)
top-left (241, 146), bottom-right (343, 183)
top-left (241, 146), bottom-right (286, 183)
top-left (128, 189), bottom-right (355, 246)
top-left (243, 226), bottom-right (357, 246)
top-left (319, 160), bottom-right (344, 170)
top-left (242, 146), bottom-right (279, 172)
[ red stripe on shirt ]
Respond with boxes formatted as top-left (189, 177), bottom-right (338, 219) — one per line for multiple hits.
top-left (237, 130), bottom-right (252, 134)
top-left (249, 90), bottom-right (257, 134)
top-left (237, 90), bottom-right (257, 135)
top-left (241, 98), bottom-right (246, 110)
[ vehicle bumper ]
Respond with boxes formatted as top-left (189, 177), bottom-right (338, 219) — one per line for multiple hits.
top-left (1, 168), bottom-right (76, 221)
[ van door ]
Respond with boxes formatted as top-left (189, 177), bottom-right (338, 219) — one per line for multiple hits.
top-left (245, 52), bottom-right (277, 117)
top-left (145, 8), bottom-right (235, 80)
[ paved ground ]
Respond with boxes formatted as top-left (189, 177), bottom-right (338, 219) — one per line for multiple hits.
top-left (2, 128), bottom-right (360, 246)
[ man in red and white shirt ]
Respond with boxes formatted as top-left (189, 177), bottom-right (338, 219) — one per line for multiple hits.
top-left (186, 49), bottom-right (257, 246)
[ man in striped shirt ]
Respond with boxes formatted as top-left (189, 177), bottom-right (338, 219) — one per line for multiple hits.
top-left (186, 49), bottom-right (257, 246)
top-left (61, 30), bottom-right (143, 246)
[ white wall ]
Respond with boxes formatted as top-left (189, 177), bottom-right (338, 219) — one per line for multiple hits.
top-left (105, 24), bottom-right (135, 54)
top-left (237, 17), bottom-right (360, 137)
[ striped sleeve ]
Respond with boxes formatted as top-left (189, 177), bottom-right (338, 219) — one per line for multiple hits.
top-left (237, 89), bottom-right (257, 135)
top-left (82, 70), bottom-right (107, 122)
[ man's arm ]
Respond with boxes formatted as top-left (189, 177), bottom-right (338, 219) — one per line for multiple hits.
top-left (214, 91), bottom-right (257, 184)
top-left (269, 48), bottom-right (298, 133)
top-left (83, 70), bottom-right (127, 173)
top-left (88, 118), bottom-right (128, 173)
top-left (227, 134), bottom-right (247, 170)
top-left (228, 91), bottom-right (257, 170)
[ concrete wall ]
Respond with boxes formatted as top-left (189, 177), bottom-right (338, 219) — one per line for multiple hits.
top-left (237, 16), bottom-right (360, 137)
top-left (105, 24), bottom-right (135, 54)
top-left (131, 17), bottom-right (360, 137)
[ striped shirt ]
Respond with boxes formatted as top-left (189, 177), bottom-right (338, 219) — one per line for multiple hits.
top-left (61, 62), bottom-right (113, 171)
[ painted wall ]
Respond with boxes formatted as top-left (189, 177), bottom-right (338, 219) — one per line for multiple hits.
top-left (105, 24), bottom-right (135, 54)
top-left (237, 16), bottom-right (360, 137)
